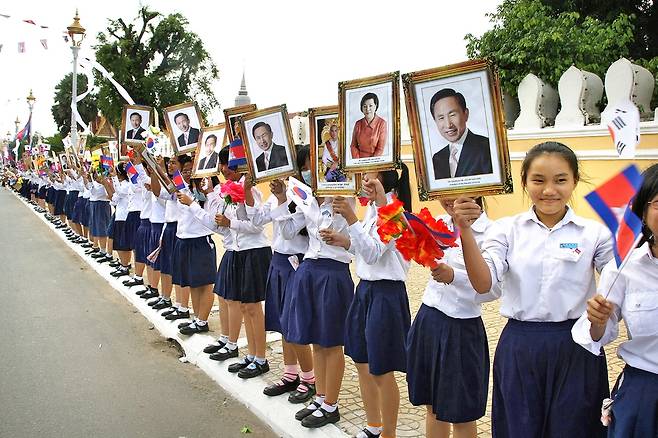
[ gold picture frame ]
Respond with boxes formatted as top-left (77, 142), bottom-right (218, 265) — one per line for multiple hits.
top-left (133, 143), bottom-right (177, 194)
top-left (162, 101), bottom-right (205, 155)
top-left (339, 71), bottom-right (401, 173)
top-left (192, 123), bottom-right (228, 178)
top-left (223, 104), bottom-right (258, 143)
top-left (403, 59), bottom-right (513, 200)
top-left (308, 105), bottom-right (361, 196)
top-left (120, 104), bottom-right (155, 147)
top-left (239, 104), bottom-right (298, 184)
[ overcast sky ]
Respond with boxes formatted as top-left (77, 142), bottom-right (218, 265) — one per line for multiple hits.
top-left (0, 0), bottom-right (500, 138)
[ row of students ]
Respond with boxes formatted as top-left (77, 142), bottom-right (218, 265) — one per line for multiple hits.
top-left (10, 142), bottom-right (657, 438)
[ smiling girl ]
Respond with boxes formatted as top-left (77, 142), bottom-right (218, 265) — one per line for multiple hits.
top-left (453, 142), bottom-right (614, 437)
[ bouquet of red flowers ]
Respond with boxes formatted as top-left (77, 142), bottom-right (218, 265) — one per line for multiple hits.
top-left (220, 180), bottom-right (246, 213)
top-left (377, 198), bottom-right (458, 269)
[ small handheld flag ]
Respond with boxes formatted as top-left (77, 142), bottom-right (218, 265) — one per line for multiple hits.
top-left (146, 137), bottom-right (155, 149)
top-left (100, 155), bottom-right (114, 170)
top-left (172, 170), bottom-right (186, 191)
top-left (585, 164), bottom-right (644, 268)
top-left (603, 100), bottom-right (640, 158)
top-left (125, 161), bottom-right (139, 184)
top-left (228, 139), bottom-right (247, 169)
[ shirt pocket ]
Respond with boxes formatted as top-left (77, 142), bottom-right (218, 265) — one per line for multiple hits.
top-left (623, 292), bottom-right (658, 337)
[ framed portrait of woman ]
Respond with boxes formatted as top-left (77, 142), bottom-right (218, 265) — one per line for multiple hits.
top-left (192, 124), bottom-right (228, 178)
top-left (403, 59), bottom-right (512, 200)
top-left (308, 105), bottom-right (360, 196)
top-left (339, 71), bottom-right (400, 173)
top-left (239, 104), bottom-right (297, 184)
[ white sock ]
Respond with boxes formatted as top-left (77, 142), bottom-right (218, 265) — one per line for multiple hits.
top-left (312, 401), bottom-right (337, 417)
top-left (134, 275), bottom-right (142, 280)
top-left (254, 356), bottom-right (266, 365)
top-left (196, 319), bottom-right (207, 326)
top-left (366, 425), bottom-right (382, 435)
top-left (226, 341), bottom-right (237, 351)
top-left (219, 335), bottom-right (229, 344)
top-left (179, 307), bottom-right (188, 312)
top-left (307, 395), bottom-right (325, 410)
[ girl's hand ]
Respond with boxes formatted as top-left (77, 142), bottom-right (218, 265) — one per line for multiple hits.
top-left (108, 166), bottom-right (116, 177)
top-left (243, 175), bottom-right (253, 192)
top-left (453, 197), bottom-right (481, 229)
top-left (362, 174), bottom-right (387, 206)
top-left (270, 179), bottom-right (287, 204)
top-left (431, 262), bottom-right (454, 284)
top-left (587, 295), bottom-right (614, 328)
top-left (333, 196), bottom-right (358, 225)
top-left (215, 214), bottom-right (230, 227)
top-left (176, 192), bottom-right (193, 206)
top-left (319, 228), bottom-right (350, 250)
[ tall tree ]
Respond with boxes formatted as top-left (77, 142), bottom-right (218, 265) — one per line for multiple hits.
top-left (94, 7), bottom-right (219, 128)
top-left (51, 73), bottom-right (99, 137)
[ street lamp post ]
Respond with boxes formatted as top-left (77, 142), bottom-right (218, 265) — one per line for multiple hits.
top-left (26, 89), bottom-right (36, 145)
top-left (67, 10), bottom-right (86, 151)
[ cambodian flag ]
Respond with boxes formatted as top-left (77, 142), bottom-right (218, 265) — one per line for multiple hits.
top-left (125, 161), bottom-right (139, 184)
top-left (100, 155), bottom-right (114, 170)
top-left (585, 164), bottom-right (644, 267)
top-left (16, 115), bottom-right (31, 141)
top-left (172, 170), bottom-right (186, 191)
top-left (228, 139), bottom-right (247, 169)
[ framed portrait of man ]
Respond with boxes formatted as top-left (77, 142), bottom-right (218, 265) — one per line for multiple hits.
top-left (192, 124), bottom-right (228, 178)
top-left (120, 104), bottom-right (154, 146)
top-left (58, 153), bottom-right (70, 170)
top-left (223, 104), bottom-right (258, 143)
top-left (163, 101), bottom-right (205, 155)
top-left (240, 104), bottom-right (297, 184)
top-left (134, 143), bottom-right (177, 194)
top-left (339, 71), bottom-right (401, 173)
top-left (403, 59), bottom-right (512, 200)
top-left (308, 105), bottom-right (360, 196)
top-left (65, 144), bottom-right (81, 169)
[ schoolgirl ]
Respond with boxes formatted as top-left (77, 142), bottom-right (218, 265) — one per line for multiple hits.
top-left (79, 167), bottom-right (93, 249)
top-left (247, 145), bottom-right (315, 397)
top-left (103, 163), bottom-right (135, 276)
top-left (572, 163), bottom-right (658, 438)
top-left (87, 169), bottom-right (112, 261)
top-left (453, 142), bottom-right (614, 437)
top-left (52, 171), bottom-right (67, 226)
top-left (170, 157), bottom-right (217, 335)
top-left (406, 196), bottom-right (496, 438)
top-left (69, 169), bottom-right (87, 244)
top-left (142, 159), bottom-right (169, 303)
top-left (124, 157), bottom-right (151, 290)
top-left (276, 170), bottom-right (355, 428)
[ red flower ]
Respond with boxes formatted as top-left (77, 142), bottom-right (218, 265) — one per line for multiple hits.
top-left (358, 196), bottom-right (370, 206)
top-left (376, 197), bottom-right (406, 243)
top-left (220, 180), bottom-right (245, 205)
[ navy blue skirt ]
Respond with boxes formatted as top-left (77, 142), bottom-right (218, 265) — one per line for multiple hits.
top-left (227, 246), bottom-right (272, 303)
top-left (80, 199), bottom-right (91, 227)
top-left (38, 186), bottom-right (47, 199)
top-left (113, 219), bottom-right (131, 251)
top-left (134, 219), bottom-right (151, 264)
top-left (345, 279), bottom-right (410, 375)
top-left (492, 319), bottom-right (608, 438)
top-left (159, 222), bottom-right (178, 276)
top-left (609, 365), bottom-right (658, 437)
top-left (90, 201), bottom-right (111, 237)
top-left (65, 191), bottom-right (79, 218)
top-left (147, 222), bottom-right (164, 270)
top-left (72, 197), bottom-right (85, 224)
top-left (172, 235), bottom-right (216, 288)
top-left (124, 211), bottom-right (141, 250)
top-left (54, 190), bottom-right (67, 215)
top-left (213, 249), bottom-right (235, 298)
top-left (406, 304), bottom-right (489, 422)
top-left (46, 187), bottom-right (56, 204)
top-left (264, 252), bottom-right (303, 334)
top-left (281, 258), bottom-right (355, 348)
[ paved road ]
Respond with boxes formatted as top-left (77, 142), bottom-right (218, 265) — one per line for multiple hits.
top-left (0, 189), bottom-right (276, 438)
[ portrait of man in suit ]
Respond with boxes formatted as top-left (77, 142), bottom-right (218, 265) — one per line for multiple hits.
top-left (252, 121), bottom-right (289, 172)
top-left (430, 88), bottom-right (492, 180)
top-left (174, 112), bottom-right (200, 148)
top-left (126, 112), bottom-right (146, 140)
top-left (197, 134), bottom-right (220, 171)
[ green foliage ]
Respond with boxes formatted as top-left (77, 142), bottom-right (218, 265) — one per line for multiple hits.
top-left (465, 0), bottom-right (636, 96)
top-left (94, 6), bottom-right (219, 128)
top-left (51, 73), bottom-right (99, 137)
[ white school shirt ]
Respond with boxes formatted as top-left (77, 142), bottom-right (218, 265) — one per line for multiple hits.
top-left (572, 243), bottom-right (658, 375)
top-left (74, 176), bottom-right (85, 195)
top-left (82, 181), bottom-right (91, 199)
top-left (139, 176), bottom-right (153, 220)
top-left (187, 186), bottom-right (234, 247)
top-left (482, 206), bottom-right (613, 322)
top-left (111, 178), bottom-right (132, 221)
top-left (274, 197), bottom-right (353, 264)
top-left (422, 213), bottom-right (500, 319)
top-left (150, 192), bottom-right (166, 224)
top-left (347, 198), bottom-right (408, 282)
top-left (175, 187), bottom-right (213, 239)
top-left (159, 190), bottom-right (179, 223)
top-left (52, 179), bottom-right (65, 191)
top-left (248, 194), bottom-right (309, 255)
top-left (89, 180), bottom-right (109, 201)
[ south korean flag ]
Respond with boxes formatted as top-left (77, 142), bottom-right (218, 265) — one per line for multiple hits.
top-left (603, 100), bottom-right (640, 159)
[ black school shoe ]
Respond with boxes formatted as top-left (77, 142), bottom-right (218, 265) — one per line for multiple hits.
top-left (203, 340), bottom-right (227, 354)
top-left (161, 307), bottom-right (177, 317)
top-left (110, 267), bottom-right (130, 278)
top-left (179, 322), bottom-right (209, 336)
top-left (264, 376), bottom-right (300, 396)
top-left (295, 401), bottom-right (321, 421)
top-left (238, 360), bottom-right (269, 379)
top-left (81, 242), bottom-right (93, 248)
top-left (228, 356), bottom-right (252, 373)
top-left (209, 347), bottom-right (239, 361)
top-left (354, 428), bottom-right (381, 438)
top-left (90, 251), bottom-right (105, 259)
top-left (165, 309), bottom-right (190, 321)
top-left (152, 299), bottom-right (172, 310)
top-left (178, 321), bottom-right (191, 329)
top-left (288, 381), bottom-right (316, 404)
top-left (96, 255), bottom-right (114, 263)
top-left (140, 289), bottom-right (159, 300)
top-left (301, 406), bottom-right (340, 428)
top-left (108, 260), bottom-right (121, 268)
top-left (123, 277), bottom-right (144, 287)
top-left (84, 248), bottom-right (99, 255)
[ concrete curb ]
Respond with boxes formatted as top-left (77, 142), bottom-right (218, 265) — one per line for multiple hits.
top-left (16, 193), bottom-right (348, 438)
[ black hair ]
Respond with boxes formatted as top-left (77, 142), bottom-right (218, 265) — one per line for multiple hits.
top-left (296, 144), bottom-right (310, 172)
top-left (129, 112), bottom-right (142, 121)
top-left (218, 146), bottom-right (229, 165)
top-left (360, 92), bottom-right (379, 112)
top-left (177, 153), bottom-right (193, 167)
top-left (116, 162), bottom-right (128, 180)
top-left (210, 176), bottom-right (220, 187)
top-left (206, 134), bottom-right (218, 145)
top-left (252, 121), bottom-right (272, 137)
top-left (174, 112), bottom-right (189, 123)
top-left (380, 163), bottom-right (412, 212)
top-left (520, 141), bottom-right (580, 188)
top-left (632, 163), bottom-right (658, 247)
top-left (429, 88), bottom-right (467, 119)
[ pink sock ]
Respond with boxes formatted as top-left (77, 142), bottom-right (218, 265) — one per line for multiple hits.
top-left (297, 370), bottom-right (316, 392)
top-left (275, 364), bottom-right (299, 386)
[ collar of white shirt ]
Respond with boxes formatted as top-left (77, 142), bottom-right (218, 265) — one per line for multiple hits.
top-left (520, 205), bottom-right (587, 229)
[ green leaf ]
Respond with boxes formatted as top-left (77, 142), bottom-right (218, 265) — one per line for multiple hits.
top-left (240, 426), bottom-right (252, 434)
